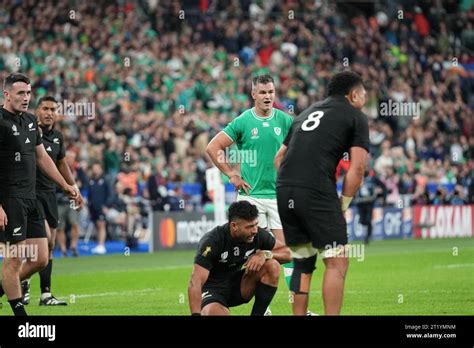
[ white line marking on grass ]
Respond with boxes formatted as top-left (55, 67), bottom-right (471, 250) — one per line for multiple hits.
top-left (433, 263), bottom-right (474, 269)
top-left (60, 264), bottom-right (191, 275)
top-left (75, 288), bottom-right (162, 299)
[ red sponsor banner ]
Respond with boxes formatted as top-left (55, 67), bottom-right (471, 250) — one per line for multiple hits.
top-left (413, 205), bottom-right (474, 239)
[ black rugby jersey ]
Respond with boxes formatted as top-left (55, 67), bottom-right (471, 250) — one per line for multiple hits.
top-left (0, 107), bottom-right (43, 201)
top-left (277, 95), bottom-right (369, 193)
top-left (194, 223), bottom-right (276, 290)
top-left (36, 125), bottom-right (66, 192)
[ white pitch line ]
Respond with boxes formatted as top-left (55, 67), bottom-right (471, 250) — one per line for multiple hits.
top-left (73, 287), bottom-right (162, 299)
top-left (27, 287), bottom-right (471, 303)
top-left (58, 264), bottom-right (191, 276)
top-left (433, 263), bottom-right (474, 269)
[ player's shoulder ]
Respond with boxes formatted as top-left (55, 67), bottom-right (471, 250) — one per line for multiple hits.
top-left (235, 108), bottom-right (254, 121)
top-left (200, 223), bottom-right (227, 245)
top-left (274, 108), bottom-right (293, 121)
top-left (224, 109), bottom-right (251, 128)
top-left (256, 227), bottom-right (275, 240)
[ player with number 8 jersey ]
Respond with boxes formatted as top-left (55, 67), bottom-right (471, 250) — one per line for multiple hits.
top-left (274, 71), bottom-right (370, 316)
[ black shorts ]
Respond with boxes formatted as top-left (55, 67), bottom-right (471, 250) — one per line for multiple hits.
top-left (89, 207), bottom-right (106, 223)
top-left (357, 203), bottom-right (373, 226)
top-left (276, 186), bottom-right (347, 249)
top-left (36, 190), bottom-right (59, 229)
top-left (0, 197), bottom-right (47, 244)
top-left (201, 270), bottom-right (250, 309)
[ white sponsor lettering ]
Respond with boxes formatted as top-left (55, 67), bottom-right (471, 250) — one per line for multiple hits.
top-left (418, 206), bottom-right (473, 238)
top-left (176, 216), bottom-right (216, 244)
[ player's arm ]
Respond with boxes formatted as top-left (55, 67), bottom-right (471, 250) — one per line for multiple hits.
top-left (57, 158), bottom-right (84, 209)
top-left (0, 128), bottom-right (7, 231)
top-left (188, 264), bottom-right (210, 315)
top-left (36, 144), bottom-right (78, 201)
top-left (0, 200), bottom-right (7, 231)
top-left (206, 131), bottom-right (235, 177)
top-left (246, 234), bottom-right (291, 272)
top-left (341, 147), bottom-right (368, 212)
top-left (270, 238), bottom-right (291, 263)
top-left (274, 144), bottom-right (287, 171)
top-left (206, 131), bottom-right (252, 194)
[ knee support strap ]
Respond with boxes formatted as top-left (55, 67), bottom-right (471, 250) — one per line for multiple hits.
top-left (289, 255), bottom-right (317, 294)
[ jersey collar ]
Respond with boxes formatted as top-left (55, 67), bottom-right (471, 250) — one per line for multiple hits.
top-left (251, 107), bottom-right (275, 121)
top-left (1, 106), bottom-right (23, 121)
top-left (40, 123), bottom-right (54, 136)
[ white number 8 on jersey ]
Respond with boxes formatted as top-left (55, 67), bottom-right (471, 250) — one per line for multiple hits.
top-left (301, 111), bottom-right (324, 131)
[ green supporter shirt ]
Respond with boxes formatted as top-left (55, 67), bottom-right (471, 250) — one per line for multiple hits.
top-left (222, 107), bottom-right (293, 199)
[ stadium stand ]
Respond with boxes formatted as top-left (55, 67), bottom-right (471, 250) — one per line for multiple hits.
top-left (0, 0), bottom-right (472, 250)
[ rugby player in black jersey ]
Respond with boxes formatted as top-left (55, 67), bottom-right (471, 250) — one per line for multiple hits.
top-left (275, 71), bottom-right (369, 315)
top-left (21, 96), bottom-right (84, 306)
top-left (0, 73), bottom-right (80, 315)
top-left (188, 201), bottom-right (291, 315)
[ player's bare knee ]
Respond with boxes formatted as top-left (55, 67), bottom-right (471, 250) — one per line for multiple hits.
top-left (4, 257), bottom-right (23, 272)
top-left (262, 259), bottom-right (280, 281)
top-left (31, 250), bottom-right (49, 271)
top-left (35, 257), bottom-right (49, 271)
top-left (201, 303), bottom-right (229, 316)
top-left (324, 257), bottom-right (349, 278)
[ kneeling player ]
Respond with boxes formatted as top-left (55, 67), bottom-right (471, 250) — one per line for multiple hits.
top-left (188, 201), bottom-right (291, 315)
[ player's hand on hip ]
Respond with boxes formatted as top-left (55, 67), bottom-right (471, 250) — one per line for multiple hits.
top-left (244, 253), bottom-right (266, 273)
top-left (0, 206), bottom-right (8, 231)
top-left (229, 175), bottom-right (252, 195)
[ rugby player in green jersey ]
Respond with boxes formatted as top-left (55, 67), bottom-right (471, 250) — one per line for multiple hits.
top-left (207, 74), bottom-right (314, 315)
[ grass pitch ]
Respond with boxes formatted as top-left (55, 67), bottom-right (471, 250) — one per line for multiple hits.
top-left (2, 237), bottom-right (473, 315)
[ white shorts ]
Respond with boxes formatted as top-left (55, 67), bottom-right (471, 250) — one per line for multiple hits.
top-left (236, 194), bottom-right (282, 230)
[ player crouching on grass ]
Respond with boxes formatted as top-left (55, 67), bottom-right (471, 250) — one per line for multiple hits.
top-left (188, 201), bottom-right (291, 316)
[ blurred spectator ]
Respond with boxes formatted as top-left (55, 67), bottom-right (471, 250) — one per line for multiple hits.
top-left (88, 163), bottom-right (112, 254)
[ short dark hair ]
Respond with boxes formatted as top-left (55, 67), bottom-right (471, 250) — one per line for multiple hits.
top-left (252, 74), bottom-right (274, 89)
top-left (228, 201), bottom-right (259, 222)
top-left (3, 73), bottom-right (30, 90)
top-left (327, 71), bottom-right (364, 96)
top-left (37, 96), bottom-right (57, 107)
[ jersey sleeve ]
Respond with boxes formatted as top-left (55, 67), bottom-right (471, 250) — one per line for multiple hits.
top-left (194, 233), bottom-right (219, 271)
top-left (222, 115), bottom-right (243, 142)
top-left (58, 132), bottom-right (66, 160)
top-left (257, 228), bottom-right (276, 250)
top-left (350, 112), bottom-right (369, 152)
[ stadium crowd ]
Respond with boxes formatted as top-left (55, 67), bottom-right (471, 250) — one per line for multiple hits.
top-left (0, 0), bottom-right (473, 245)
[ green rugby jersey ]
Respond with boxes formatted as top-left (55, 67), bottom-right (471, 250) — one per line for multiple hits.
top-left (222, 107), bottom-right (293, 198)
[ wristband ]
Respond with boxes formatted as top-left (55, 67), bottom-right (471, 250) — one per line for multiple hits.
top-left (340, 195), bottom-right (353, 212)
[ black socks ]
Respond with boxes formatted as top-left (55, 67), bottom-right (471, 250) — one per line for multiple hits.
top-left (39, 259), bottom-right (53, 294)
top-left (251, 282), bottom-right (277, 316)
